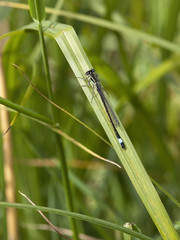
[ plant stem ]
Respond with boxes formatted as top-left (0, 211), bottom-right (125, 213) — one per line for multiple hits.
top-left (37, 21), bottom-right (79, 240)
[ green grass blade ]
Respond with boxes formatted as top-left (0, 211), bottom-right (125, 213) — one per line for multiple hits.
top-left (134, 55), bottom-right (180, 93)
top-left (0, 201), bottom-right (153, 240)
top-left (28, 0), bottom-right (45, 22)
top-left (0, 96), bottom-right (55, 126)
top-left (1, 2), bottom-right (180, 52)
top-left (151, 178), bottom-right (180, 208)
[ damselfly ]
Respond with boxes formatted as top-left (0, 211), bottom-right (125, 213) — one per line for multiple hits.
top-left (85, 69), bottom-right (125, 149)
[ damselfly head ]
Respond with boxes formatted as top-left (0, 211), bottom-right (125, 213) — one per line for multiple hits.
top-left (85, 69), bottom-right (95, 76)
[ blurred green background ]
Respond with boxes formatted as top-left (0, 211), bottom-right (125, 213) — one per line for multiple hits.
top-left (0, 0), bottom-right (180, 239)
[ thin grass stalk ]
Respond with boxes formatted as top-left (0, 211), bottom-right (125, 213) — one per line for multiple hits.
top-left (37, 21), bottom-right (79, 240)
top-left (27, 1), bottom-right (79, 239)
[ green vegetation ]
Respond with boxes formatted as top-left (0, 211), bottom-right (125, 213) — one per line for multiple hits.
top-left (0, 1), bottom-right (180, 240)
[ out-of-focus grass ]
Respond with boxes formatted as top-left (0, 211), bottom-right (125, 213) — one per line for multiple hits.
top-left (0, 1), bottom-right (180, 240)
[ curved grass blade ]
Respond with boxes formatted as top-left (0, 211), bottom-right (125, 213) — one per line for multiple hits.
top-left (0, 2), bottom-right (180, 53)
top-left (0, 201), bottom-right (153, 240)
